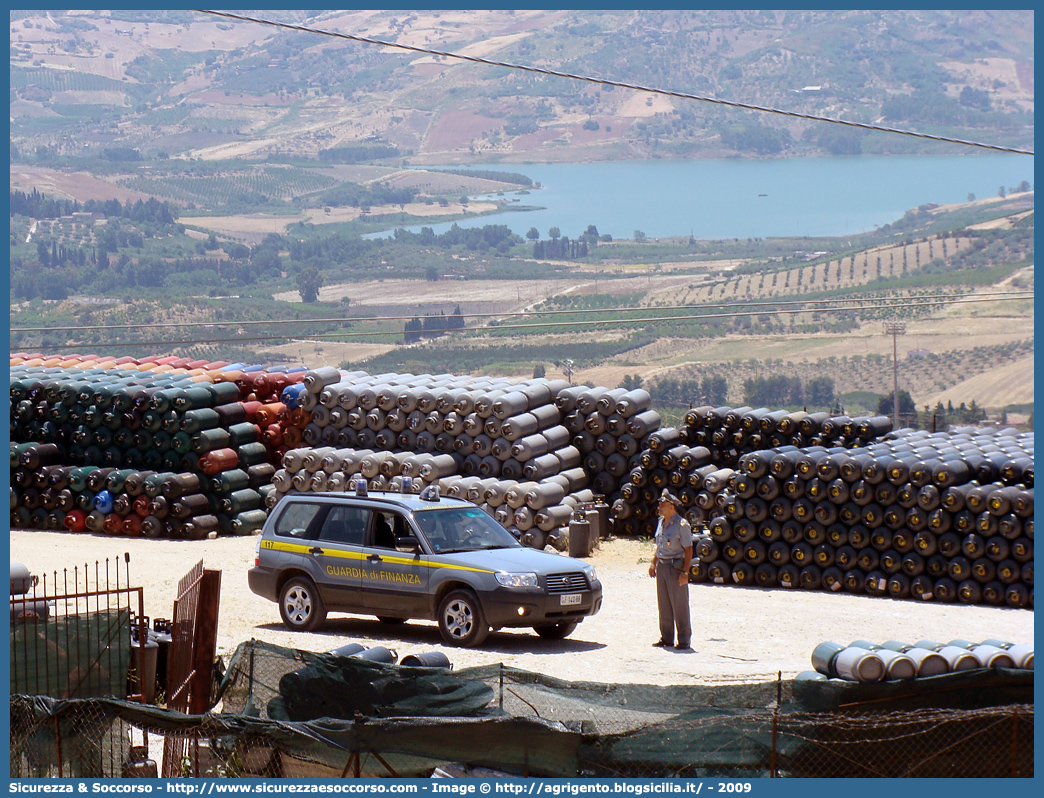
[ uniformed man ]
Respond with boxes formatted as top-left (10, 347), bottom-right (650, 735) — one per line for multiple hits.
top-left (648, 488), bottom-right (693, 651)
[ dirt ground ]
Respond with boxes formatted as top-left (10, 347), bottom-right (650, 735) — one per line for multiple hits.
top-left (10, 530), bottom-right (1033, 687)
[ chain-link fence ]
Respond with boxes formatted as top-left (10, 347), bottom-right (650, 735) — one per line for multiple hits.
top-left (9, 639), bottom-right (1034, 779)
top-left (9, 695), bottom-right (1033, 779)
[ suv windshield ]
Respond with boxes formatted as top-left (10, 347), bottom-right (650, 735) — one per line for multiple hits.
top-left (413, 506), bottom-right (522, 553)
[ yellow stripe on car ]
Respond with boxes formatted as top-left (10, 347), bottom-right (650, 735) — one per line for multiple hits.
top-left (262, 539), bottom-right (493, 574)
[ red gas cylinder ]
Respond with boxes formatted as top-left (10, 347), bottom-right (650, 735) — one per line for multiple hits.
top-left (133, 495), bottom-right (152, 518)
top-left (241, 400), bottom-right (262, 421)
top-left (122, 514), bottom-right (143, 537)
top-left (251, 373), bottom-right (272, 394)
top-left (63, 509), bottom-right (87, 532)
top-left (256, 403), bottom-right (287, 427)
top-left (262, 424), bottom-right (284, 447)
top-left (200, 448), bottom-right (239, 475)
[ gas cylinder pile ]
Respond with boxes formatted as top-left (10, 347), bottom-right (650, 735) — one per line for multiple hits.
top-left (10, 353), bottom-right (304, 538)
top-left (682, 418), bottom-right (1033, 609)
top-left (268, 368), bottom-right (654, 550)
top-left (9, 356), bottom-right (1034, 609)
top-left (611, 406), bottom-right (893, 536)
top-left (802, 638), bottom-right (1033, 683)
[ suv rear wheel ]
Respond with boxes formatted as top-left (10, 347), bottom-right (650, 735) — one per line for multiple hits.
top-left (279, 577), bottom-right (327, 631)
top-left (533, 621), bottom-right (578, 640)
top-left (437, 589), bottom-right (489, 647)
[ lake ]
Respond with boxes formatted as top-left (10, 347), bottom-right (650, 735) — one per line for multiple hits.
top-left (372, 154), bottom-right (1032, 241)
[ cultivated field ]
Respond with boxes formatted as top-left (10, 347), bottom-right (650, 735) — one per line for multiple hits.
top-left (261, 260), bottom-right (1033, 411)
top-left (181, 200), bottom-right (498, 241)
top-left (681, 237), bottom-right (974, 304)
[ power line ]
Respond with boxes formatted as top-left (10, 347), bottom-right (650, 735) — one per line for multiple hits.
top-left (13, 293), bottom-right (1030, 351)
top-left (10, 290), bottom-right (1031, 334)
top-left (195, 9), bottom-right (1034, 157)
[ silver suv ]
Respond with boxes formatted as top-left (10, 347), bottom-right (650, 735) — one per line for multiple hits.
top-left (248, 488), bottom-right (602, 647)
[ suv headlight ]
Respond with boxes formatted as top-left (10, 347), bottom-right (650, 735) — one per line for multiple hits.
top-left (581, 564), bottom-right (598, 584)
top-left (495, 571), bottom-right (539, 588)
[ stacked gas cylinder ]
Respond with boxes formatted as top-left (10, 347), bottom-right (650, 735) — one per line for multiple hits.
top-left (9, 353), bottom-right (305, 538)
top-left (269, 368), bottom-right (655, 550)
top-left (801, 638), bottom-right (1034, 683)
top-left (10, 355), bottom-right (1035, 610)
top-left (681, 417), bottom-right (1033, 608)
top-left (611, 407), bottom-right (890, 536)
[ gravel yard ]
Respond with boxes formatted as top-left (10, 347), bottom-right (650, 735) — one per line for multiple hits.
top-left (11, 531), bottom-right (1033, 687)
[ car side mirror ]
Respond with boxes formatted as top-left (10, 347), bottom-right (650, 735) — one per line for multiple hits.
top-left (395, 536), bottom-right (420, 554)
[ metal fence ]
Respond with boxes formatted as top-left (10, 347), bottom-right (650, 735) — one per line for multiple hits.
top-left (10, 555), bottom-right (146, 702)
top-left (10, 668), bottom-right (1034, 779)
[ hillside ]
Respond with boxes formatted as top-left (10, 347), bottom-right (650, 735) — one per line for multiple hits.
top-left (8, 10), bottom-right (1034, 426)
top-left (10, 9), bottom-right (1034, 168)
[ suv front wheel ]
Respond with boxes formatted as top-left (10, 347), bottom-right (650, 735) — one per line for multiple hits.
top-left (279, 576), bottom-right (327, 632)
top-left (437, 589), bottom-right (490, 647)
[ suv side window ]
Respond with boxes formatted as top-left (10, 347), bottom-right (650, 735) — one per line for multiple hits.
top-left (273, 502), bottom-right (325, 540)
top-left (371, 511), bottom-right (408, 549)
top-left (319, 506), bottom-right (370, 546)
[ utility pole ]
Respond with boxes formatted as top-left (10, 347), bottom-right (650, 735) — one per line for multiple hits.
top-left (884, 321), bottom-right (906, 429)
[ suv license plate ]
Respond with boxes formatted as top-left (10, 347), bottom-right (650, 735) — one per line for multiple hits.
top-left (560, 593), bottom-right (582, 606)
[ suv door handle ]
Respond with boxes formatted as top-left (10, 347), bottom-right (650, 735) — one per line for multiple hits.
top-left (309, 547), bottom-right (324, 555)
top-left (367, 553), bottom-right (383, 563)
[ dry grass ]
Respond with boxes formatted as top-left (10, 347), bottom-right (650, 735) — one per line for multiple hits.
top-left (9, 165), bottom-right (153, 204)
top-left (616, 91), bottom-right (676, 118)
top-left (940, 57), bottom-right (1034, 112)
top-left (272, 277), bottom-right (570, 307)
top-left (179, 200), bottom-right (498, 237)
top-left (924, 355), bottom-right (1033, 408)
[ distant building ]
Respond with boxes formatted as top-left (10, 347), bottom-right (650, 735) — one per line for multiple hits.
top-left (908, 348), bottom-right (930, 359)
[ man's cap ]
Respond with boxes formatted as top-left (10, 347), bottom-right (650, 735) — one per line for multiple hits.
top-left (659, 489), bottom-right (683, 508)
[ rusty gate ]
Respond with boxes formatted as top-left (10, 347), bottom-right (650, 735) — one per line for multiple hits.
top-left (162, 559), bottom-right (222, 778)
top-left (10, 553), bottom-right (147, 702)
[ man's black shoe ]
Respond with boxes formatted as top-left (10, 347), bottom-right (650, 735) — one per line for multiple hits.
top-left (652, 639), bottom-right (673, 648)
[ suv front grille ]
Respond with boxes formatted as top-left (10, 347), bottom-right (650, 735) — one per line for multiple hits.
top-left (545, 572), bottom-right (588, 594)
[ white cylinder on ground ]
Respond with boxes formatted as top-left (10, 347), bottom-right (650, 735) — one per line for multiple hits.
top-left (871, 648), bottom-right (917, 680)
top-left (902, 647), bottom-right (952, 681)
top-left (969, 644), bottom-right (1016, 669)
top-left (833, 647), bottom-right (885, 683)
top-left (937, 646), bottom-right (980, 672)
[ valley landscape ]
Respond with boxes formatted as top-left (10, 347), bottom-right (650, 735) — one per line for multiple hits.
top-left (9, 9), bottom-right (1034, 424)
